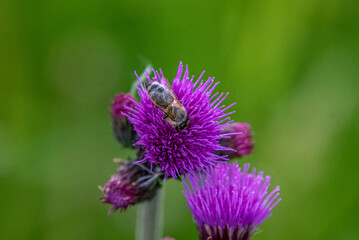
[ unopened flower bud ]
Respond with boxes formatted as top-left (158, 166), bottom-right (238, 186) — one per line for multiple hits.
top-left (100, 160), bottom-right (162, 213)
top-left (111, 93), bottom-right (138, 148)
top-left (218, 122), bottom-right (254, 159)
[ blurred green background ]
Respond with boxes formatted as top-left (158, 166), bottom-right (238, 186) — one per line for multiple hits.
top-left (1, 0), bottom-right (359, 239)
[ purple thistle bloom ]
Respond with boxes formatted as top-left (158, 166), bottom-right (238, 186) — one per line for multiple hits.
top-left (111, 93), bottom-right (138, 148)
top-left (183, 162), bottom-right (281, 240)
top-left (218, 122), bottom-right (254, 159)
top-left (125, 62), bottom-right (237, 179)
top-left (100, 160), bottom-right (162, 213)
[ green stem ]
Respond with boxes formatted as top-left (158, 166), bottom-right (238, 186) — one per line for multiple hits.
top-left (135, 187), bottom-right (164, 240)
top-left (130, 64), bottom-right (152, 98)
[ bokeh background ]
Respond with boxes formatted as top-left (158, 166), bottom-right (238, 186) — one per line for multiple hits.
top-left (1, 0), bottom-right (359, 239)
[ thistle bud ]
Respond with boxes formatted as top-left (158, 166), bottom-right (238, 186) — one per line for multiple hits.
top-left (100, 160), bottom-right (162, 213)
top-left (111, 93), bottom-right (138, 148)
top-left (218, 122), bottom-right (254, 159)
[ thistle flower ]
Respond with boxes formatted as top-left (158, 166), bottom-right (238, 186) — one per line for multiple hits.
top-left (125, 62), bottom-right (237, 179)
top-left (218, 122), bottom-right (254, 159)
top-left (111, 93), bottom-right (138, 148)
top-left (183, 162), bottom-right (281, 240)
top-left (100, 160), bottom-right (162, 213)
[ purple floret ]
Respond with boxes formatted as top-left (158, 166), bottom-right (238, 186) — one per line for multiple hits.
top-left (183, 162), bottom-right (281, 240)
top-left (125, 62), bottom-right (237, 179)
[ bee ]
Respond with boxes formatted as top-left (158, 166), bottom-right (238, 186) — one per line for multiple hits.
top-left (145, 80), bottom-right (190, 131)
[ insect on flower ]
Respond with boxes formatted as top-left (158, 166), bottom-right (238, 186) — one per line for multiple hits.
top-left (125, 62), bottom-right (238, 179)
top-left (145, 79), bottom-right (190, 131)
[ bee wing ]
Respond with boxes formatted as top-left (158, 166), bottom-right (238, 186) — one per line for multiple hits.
top-left (160, 78), bottom-right (172, 90)
top-left (161, 78), bottom-right (181, 101)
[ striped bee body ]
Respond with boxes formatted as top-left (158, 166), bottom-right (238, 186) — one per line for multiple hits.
top-left (145, 81), bottom-right (190, 131)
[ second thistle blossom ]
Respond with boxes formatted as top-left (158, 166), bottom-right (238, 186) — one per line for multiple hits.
top-left (183, 162), bottom-right (281, 240)
top-left (125, 62), bottom-right (238, 179)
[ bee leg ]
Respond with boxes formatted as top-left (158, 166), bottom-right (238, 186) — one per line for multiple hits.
top-left (162, 114), bottom-right (169, 121)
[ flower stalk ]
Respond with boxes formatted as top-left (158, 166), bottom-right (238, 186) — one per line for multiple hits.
top-left (130, 64), bottom-right (152, 98)
top-left (135, 187), bottom-right (165, 240)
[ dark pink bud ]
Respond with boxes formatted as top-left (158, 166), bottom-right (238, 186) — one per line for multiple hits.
top-left (110, 93), bottom-right (138, 147)
top-left (100, 160), bottom-right (162, 213)
top-left (219, 122), bottom-right (254, 159)
top-left (111, 93), bottom-right (136, 118)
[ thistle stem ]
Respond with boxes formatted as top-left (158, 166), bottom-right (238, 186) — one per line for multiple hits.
top-left (135, 187), bottom-right (164, 240)
top-left (130, 64), bottom-right (152, 98)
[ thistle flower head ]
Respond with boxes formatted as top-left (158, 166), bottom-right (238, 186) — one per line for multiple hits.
top-left (125, 62), bottom-right (237, 179)
top-left (218, 122), bottom-right (254, 159)
top-left (111, 93), bottom-right (138, 147)
top-left (100, 160), bottom-right (162, 213)
top-left (183, 162), bottom-right (281, 240)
